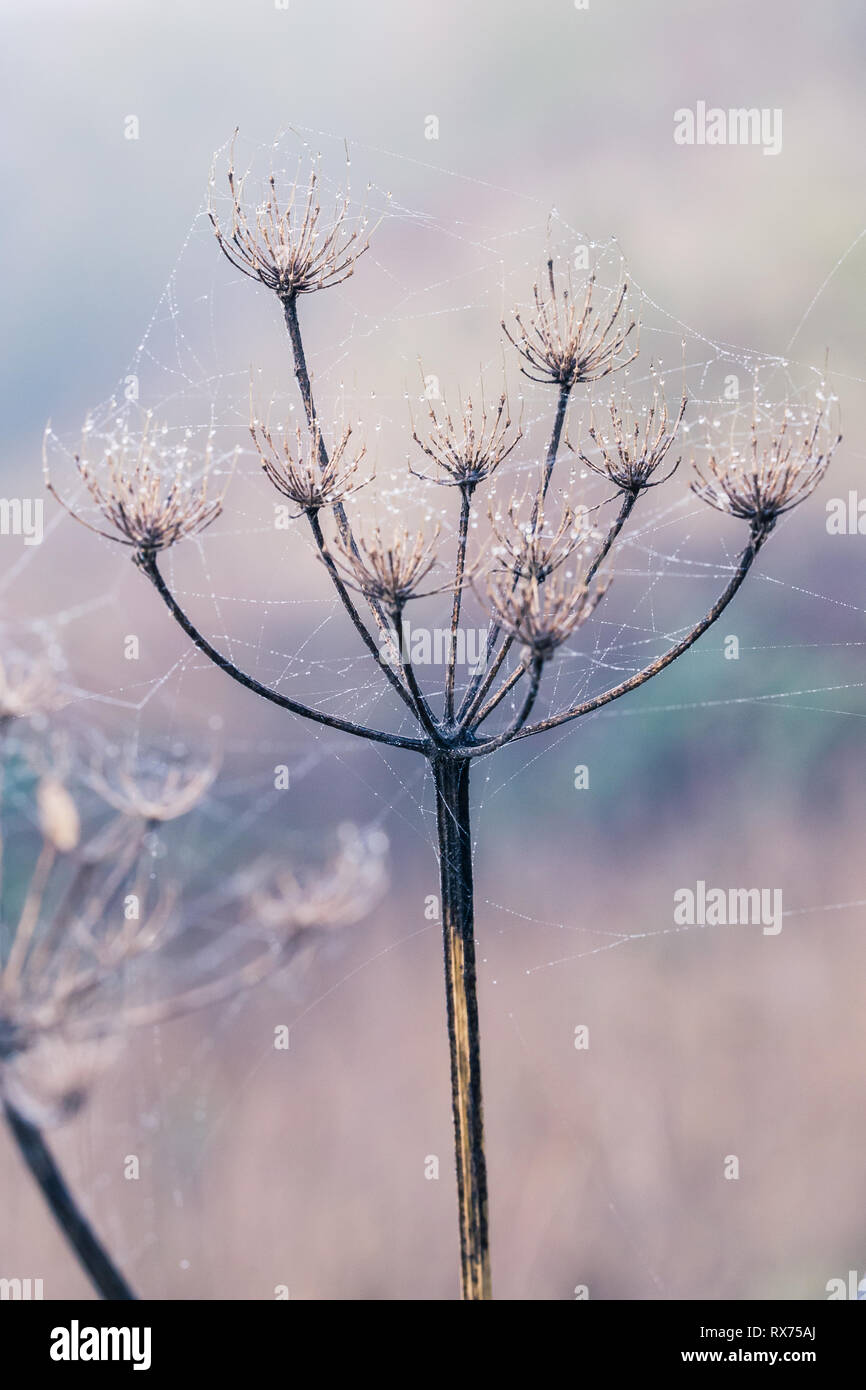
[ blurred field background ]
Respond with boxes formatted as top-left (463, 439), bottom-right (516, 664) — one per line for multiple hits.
top-left (2, 0), bottom-right (866, 1299)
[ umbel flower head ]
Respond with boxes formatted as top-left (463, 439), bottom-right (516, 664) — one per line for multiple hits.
top-left (45, 420), bottom-right (226, 556)
top-left (691, 405), bottom-right (840, 529)
top-left (87, 742), bottom-right (220, 823)
top-left (488, 496), bottom-right (591, 583)
top-left (0, 651), bottom-right (62, 724)
top-left (209, 135), bottom-right (374, 300)
top-left (411, 387), bottom-right (522, 490)
top-left (0, 778), bottom-right (173, 1125)
top-left (248, 824), bottom-right (388, 932)
top-left (252, 413), bottom-right (369, 516)
top-left (503, 258), bottom-right (638, 389)
top-left (329, 520), bottom-right (443, 611)
top-left (0, 728), bottom-right (388, 1126)
top-left (577, 375), bottom-right (688, 494)
top-left (485, 570), bottom-right (609, 660)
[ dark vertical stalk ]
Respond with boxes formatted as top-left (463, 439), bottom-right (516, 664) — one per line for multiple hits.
top-left (432, 756), bottom-right (490, 1300)
top-left (4, 1101), bottom-right (136, 1300)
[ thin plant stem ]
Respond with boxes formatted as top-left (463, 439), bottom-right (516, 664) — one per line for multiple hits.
top-left (307, 510), bottom-right (417, 714)
top-left (510, 523), bottom-right (769, 743)
top-left (445, 487), bottom-right (472, 723)
top-left (138, 551), bottom-right (427, 754)
top-left (4, 1101), bottom-right (137, 1300)
top-left (282, 294), bottom-right (399, 654)
top-left (458, 379), bottom-right (571, 723)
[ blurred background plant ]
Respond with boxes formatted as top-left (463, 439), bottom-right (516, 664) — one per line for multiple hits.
top-left (0, 654), bottom-right (387, 1297)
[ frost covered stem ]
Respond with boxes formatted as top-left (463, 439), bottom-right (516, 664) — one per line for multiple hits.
top-left (432, 755), bottom-right (490, 1300)
top-left (4, 1101), bottom-right (136, 1300)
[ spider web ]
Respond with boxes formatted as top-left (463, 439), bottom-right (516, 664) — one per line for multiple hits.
top-left (12, 124), bottom-right (866, 1298)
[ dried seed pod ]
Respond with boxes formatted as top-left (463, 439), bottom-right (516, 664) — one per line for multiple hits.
top-left (411, 388), bottom-right (521, 490)
top-left (252, 414), bottom-right (369, 515)
top-left (328, 521), bottom-right (443, 610)
top-left (577, 377), bottom-right (687, 493)
top-left (45, 420), bottom-right (226, 556)
top-left (209, 135), bottom-right (373, 300)
top-left (485, 571), bottom-right (609, 660)
top-left (691, 406), bottom-right (839, 528)
top-left (488, 496), bottom-right (591, 583)
top-left (503, 259), bottom-right (638, 389)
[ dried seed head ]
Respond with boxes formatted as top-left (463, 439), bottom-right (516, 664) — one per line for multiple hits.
top-left (0, 799), bottom-right (173, 1121)
top-left (691, 406), bottom-right (839, 528)
top-left (88, 745), bottom-right (219, 822)
top-left (250, 824), bottom-right (388, 934)
top-left (485, 571), bottom-right (609, 660)
top-left (252, 414), bottom-right (368, 515)
top-left (488, 496), bottom-right (591, 583)
top-left (329, 520), bottom-right (443, 610)
top-left (411, 387), bottom-right (522, 490)
top-left (0, 653), bottom-right (61, 724)
top-left (209, 135), bottom-right (373, 300)
top-left (503, 259), bottom-right (638, 389)
top-left (46, 420), bottom-right (226, 556)
top-left (577, 377), bottom-right (687, 493)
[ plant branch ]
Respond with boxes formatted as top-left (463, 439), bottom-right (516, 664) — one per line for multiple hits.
top-left (539, 380), bottom-right (572, 508)
top-left (4, 1101), bottom-right (136, 1300)
top-left (394, 607), bottom-right (443, 744)
top-left (138, 551), bottom-right (427, 754)
top-left (511, 523), bottom-right (770, 742)
top-left (469, 660), bottom-right (527, 730)
top-left (458, 380), bottom-right (572, 724)
top-left (584, 488), bottom-right (638, 585)
top-left (307, 511), bottom-right (417, 714)
top-left (445, 486), bottom-right (472, 722)
top-left (464, 657), bottom-right (543, 757)
top-left (281, 294), bottom-right (401, 659)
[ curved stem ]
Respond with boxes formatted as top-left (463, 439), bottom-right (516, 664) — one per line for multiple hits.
top-left (138, 552), bottom-right (427, 754)
top-left (4, 1101), bottom-right (136, 1300)
top-left (512, 525), bottom-right (769, 743)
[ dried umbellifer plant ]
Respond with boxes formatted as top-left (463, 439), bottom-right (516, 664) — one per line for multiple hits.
top-left (50, 138), bottom-right (841, 1300)
top-left (0, 698), bottom-right (387, 1300)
